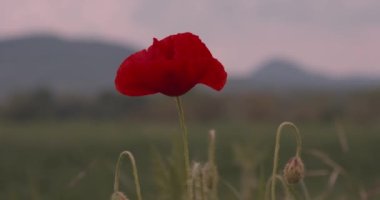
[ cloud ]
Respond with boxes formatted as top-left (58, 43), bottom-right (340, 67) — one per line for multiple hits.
top-left (254, 0), bottom-right (380, 29)
top-left (0, 0), bottom-right (142, 44)
top-left (1, 0), bottom-right (380, 77)
top-left (133, 0), bottom-right (380, 32)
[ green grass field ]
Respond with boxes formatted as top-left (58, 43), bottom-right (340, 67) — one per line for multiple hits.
top-left (1, 119), bottom-right (379, 200)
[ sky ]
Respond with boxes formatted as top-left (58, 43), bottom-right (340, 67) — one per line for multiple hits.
top-left (1, 0), bottom-right (380, 78)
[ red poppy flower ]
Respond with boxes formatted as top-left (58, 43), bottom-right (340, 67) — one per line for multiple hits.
top-left (115, 32), bottom-right (227, 96)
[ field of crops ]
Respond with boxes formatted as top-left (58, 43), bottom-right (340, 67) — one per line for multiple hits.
top-left (1, 119), bottom-right (379, 200)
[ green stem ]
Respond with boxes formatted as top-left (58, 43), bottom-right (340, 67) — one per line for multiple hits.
top-left (114, 151), bottom-right (143, 200)
top-left (271, 122), bottom-right (302, 200)
top-left (175, 96), bottom-right (192, 200)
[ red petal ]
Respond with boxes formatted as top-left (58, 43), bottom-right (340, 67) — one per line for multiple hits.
top-left (199, 58), bottom-right (227, 91)
top-left (115, 50), bottom-right (158, 96)
top-left (114, 32), bottom-right (228, 97)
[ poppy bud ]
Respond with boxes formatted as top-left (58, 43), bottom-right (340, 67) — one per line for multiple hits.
top-left (283, 156), bottom-right (305, 184)
top-left (111, 191), bottom-right (129, 200)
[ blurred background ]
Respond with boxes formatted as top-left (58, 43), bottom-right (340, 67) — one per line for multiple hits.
top-left (1, 0), bottom-right (380, 199)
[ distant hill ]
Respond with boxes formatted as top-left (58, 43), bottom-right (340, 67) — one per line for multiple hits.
top-left (1, 35), bottom-right (379, 98)
top-left (227, 58), bottom-right (380, 93)
top-left (0, 35), bottom-right (136, 97)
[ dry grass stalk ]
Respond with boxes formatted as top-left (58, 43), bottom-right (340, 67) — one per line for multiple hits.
top-left (335, 121), bottom-right (349, 153)
top-left (111, 191), bottom-right (129, 200)
top-left (233, 145), bottom-right (258, 200)
top-left (192, 162), bottom-right (204, 200)
top-left (308, 149), bottom-right (346, 175)
top-left (308, 149), bottom-right (346, 200)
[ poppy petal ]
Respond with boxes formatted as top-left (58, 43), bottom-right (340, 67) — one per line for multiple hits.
top-left (115, 32), bottom-right (228, 96)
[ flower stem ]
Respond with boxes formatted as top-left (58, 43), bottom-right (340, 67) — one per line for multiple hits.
top-left (175, 96), bottom-right (192, 199)
top-left (114, 151), bottom-right (143, 200)
top-left (271, 122), bottom-right (302, 200)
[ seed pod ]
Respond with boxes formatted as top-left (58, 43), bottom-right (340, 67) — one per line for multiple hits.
top-left (111, 191), bottom-right (129, 200)
top-left (283, 156), bottom-right (305, 184)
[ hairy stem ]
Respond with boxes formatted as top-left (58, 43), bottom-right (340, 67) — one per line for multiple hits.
top-left (175, 96), bottom-right (192, 200)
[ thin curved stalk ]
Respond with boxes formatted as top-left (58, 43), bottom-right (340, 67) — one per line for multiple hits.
top-left (271, 122), bottom-right (303, 200)
top-left (114, 151), bottom-right (143, 200)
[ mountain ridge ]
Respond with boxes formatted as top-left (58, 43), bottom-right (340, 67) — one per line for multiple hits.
top-left (0, 34), bottom-right (135, 97)
top-left (226, 58), bottom-right (380, 93)
top-left (0, 35), bottom-right (379, 97)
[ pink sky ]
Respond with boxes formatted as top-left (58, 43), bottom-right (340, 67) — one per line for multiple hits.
top-left (1, 0), bottom-right (380, 78)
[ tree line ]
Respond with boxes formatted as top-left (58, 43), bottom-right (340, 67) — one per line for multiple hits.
top-left (0, 88), bottom-right (379, 123)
